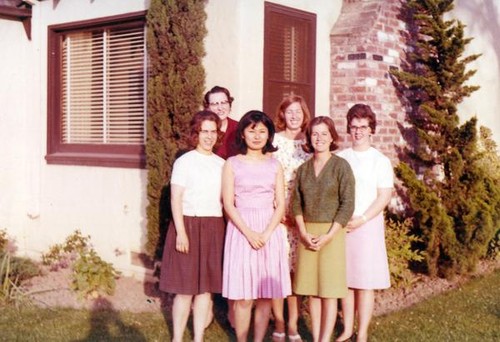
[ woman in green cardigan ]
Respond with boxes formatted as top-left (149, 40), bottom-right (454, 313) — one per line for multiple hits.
top-left (291, 116), bottom-right (355, 342)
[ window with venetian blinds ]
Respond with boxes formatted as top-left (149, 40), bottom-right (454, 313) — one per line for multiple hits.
top-left (61, 27), bottom-right (146, 145)
top-left (46, 12), bottom-right (147, 168)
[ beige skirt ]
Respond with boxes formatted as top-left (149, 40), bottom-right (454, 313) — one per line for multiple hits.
top-left (293, 222), bottom-right (347, 298)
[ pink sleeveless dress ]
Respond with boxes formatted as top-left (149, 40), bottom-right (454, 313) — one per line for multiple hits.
top-left (222, 156), bottom-right (292, 300)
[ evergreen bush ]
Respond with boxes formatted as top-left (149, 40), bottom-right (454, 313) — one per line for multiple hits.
top-left (145, 0), bottom-right (207, 258)
top-left (477, 127), bottom-right (500, 260)
top-left (385, 218), bottom-right (425, 287)
top-left (391, 0), bottom-right (500, 277)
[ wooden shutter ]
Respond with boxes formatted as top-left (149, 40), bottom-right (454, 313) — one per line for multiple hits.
top-left (263, 2), bottom-right (316, 119)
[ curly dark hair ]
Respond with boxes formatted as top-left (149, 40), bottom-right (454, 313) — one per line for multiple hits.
top-left (189, 110), bottom-right (222, 150)
top-left (346, 103), bottom-right (377, 134)
top-left (203, 86), bottom-right (234, 109)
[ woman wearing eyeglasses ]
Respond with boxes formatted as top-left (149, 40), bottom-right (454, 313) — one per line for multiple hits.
top-left (159, 111), bottom-right (225, 342)
top-left (335, 104), bottom-right (394, 342)
top-left (203, 86), bottom-right (240, 328)
top-left (204, 86), bottom-right (239, 160)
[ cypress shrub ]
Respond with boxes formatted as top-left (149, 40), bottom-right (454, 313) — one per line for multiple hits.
top-left (391, 0), bottom-right (500, 277)
top-left (145, 0), bottom-right (207, 258)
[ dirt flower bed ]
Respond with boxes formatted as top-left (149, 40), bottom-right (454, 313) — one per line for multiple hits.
top-left (22, 259), bottom-right (498, 316)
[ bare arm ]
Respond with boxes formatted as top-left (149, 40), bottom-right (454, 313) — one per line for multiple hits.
top-left (346, 187), bottom-right (393, 232)
top-left (171, 184), bottom-right (189, 253)
top-left (222, 160), bottom-right (264, 249)
top-left (260, 163), bottom-right (286, 242)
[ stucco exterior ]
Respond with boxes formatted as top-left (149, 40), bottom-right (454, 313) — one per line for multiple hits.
top-left (204, 0), bottom-right (341, 119)
top-left (0, 0), bottom-right (151, 276)
top-left (452, 0), bottom-right (500, 144)
top-left (0, 0), bottom-right (498, 277)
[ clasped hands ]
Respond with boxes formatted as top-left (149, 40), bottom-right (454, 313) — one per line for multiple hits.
top-left (245, 229), bottom-right (272, 250)
top-left (300, 232), bottom-right (332, 251)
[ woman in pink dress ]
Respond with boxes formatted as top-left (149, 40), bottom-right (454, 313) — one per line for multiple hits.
top-left (336, 104), bottom-right (394, 342)
top-left (222, 110), bottom-right (292, 342)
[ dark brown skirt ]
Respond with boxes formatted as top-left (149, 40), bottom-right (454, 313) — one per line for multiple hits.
top-left (159, 216), bottom-right (225, 295)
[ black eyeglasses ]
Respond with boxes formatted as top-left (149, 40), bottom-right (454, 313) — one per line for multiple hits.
top-left (209, 100), bottom-right (229, 107)
top-left (349, 125), bottom-right (370, 132)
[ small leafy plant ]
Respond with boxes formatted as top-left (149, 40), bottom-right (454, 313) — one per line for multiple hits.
top-left (71, 249), bottom-right (120, 299)
top-left (386, 218), bottom-right (425, 288)
top-left (41, 230), bottom-right (90, 270)
top-left (42, 230), bottom-right (121, 299)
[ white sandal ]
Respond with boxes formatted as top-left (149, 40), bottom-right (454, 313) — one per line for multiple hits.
top-left (288, 333), bottom-right (303, 341)
top-left (272, 331), bottom-right (286, 341)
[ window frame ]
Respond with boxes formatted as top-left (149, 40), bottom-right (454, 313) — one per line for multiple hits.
top-left (46, 11), bottom-right (147, 169)
top-left (263, 2), bottom-right (316, 119)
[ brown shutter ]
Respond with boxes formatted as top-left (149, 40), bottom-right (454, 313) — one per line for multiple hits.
top-left (263, 2), bottom-right (316, 119)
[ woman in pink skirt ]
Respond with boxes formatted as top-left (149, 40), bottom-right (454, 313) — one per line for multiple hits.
top-left (222, 110), bottom-right (291, 342)
top-left (336, 104), bottom-right (394, 342)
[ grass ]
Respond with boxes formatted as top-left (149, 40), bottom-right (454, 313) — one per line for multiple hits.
top-left (0, 270), bottom-right (498, 341)
top-left (370, 269), bottom-right (500, 341)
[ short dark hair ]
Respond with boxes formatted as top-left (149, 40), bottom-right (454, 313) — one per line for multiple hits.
top-left (303, 116), bottom-right (339, 153)
top-left (235, 110), bottom-right (278, 154)
top-left (203, 86), bottom-right (234, 108)
top-left (346, 103), bottom-right (377, 134)
top-left (274, 94), bottom-right (311, 132)
top-left (189, 110), bottom-right (222, 149)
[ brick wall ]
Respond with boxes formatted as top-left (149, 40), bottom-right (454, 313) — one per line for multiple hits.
top-left (330, 0), bottom-right (407, 164)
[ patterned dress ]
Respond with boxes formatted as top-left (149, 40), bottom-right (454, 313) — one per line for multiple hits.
top-left (273, 133), bottom-right (310, 272)
top-left (222, 156), bottom-right (292, 300)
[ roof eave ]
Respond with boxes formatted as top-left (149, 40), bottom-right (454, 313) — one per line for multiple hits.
top-left (0, 4), bottom-right (32, 21)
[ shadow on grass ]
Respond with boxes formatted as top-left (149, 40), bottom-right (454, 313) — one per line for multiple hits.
top-left (151, 285), bottom-right (318, 341)
top-left (158, 293), bottom-right (236, 341)
top-left (75, 297), bottom-right (147, 342)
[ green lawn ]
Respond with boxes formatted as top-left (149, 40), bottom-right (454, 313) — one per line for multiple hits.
top-left (1, 270), bottom-right (498, 341)
top-left (369, 269), bottom-right (500, 341)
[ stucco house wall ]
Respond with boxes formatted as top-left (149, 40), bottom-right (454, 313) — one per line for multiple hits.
top-left (452, 0), bottom-right (500, 144)
top-left (204, 0), bottom-right (341, 119)
top-left (1, 0), bottom-right (150, 276)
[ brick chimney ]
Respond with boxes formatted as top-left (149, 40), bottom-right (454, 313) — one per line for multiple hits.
top-left (330, 0), bottom-right (407, 163)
